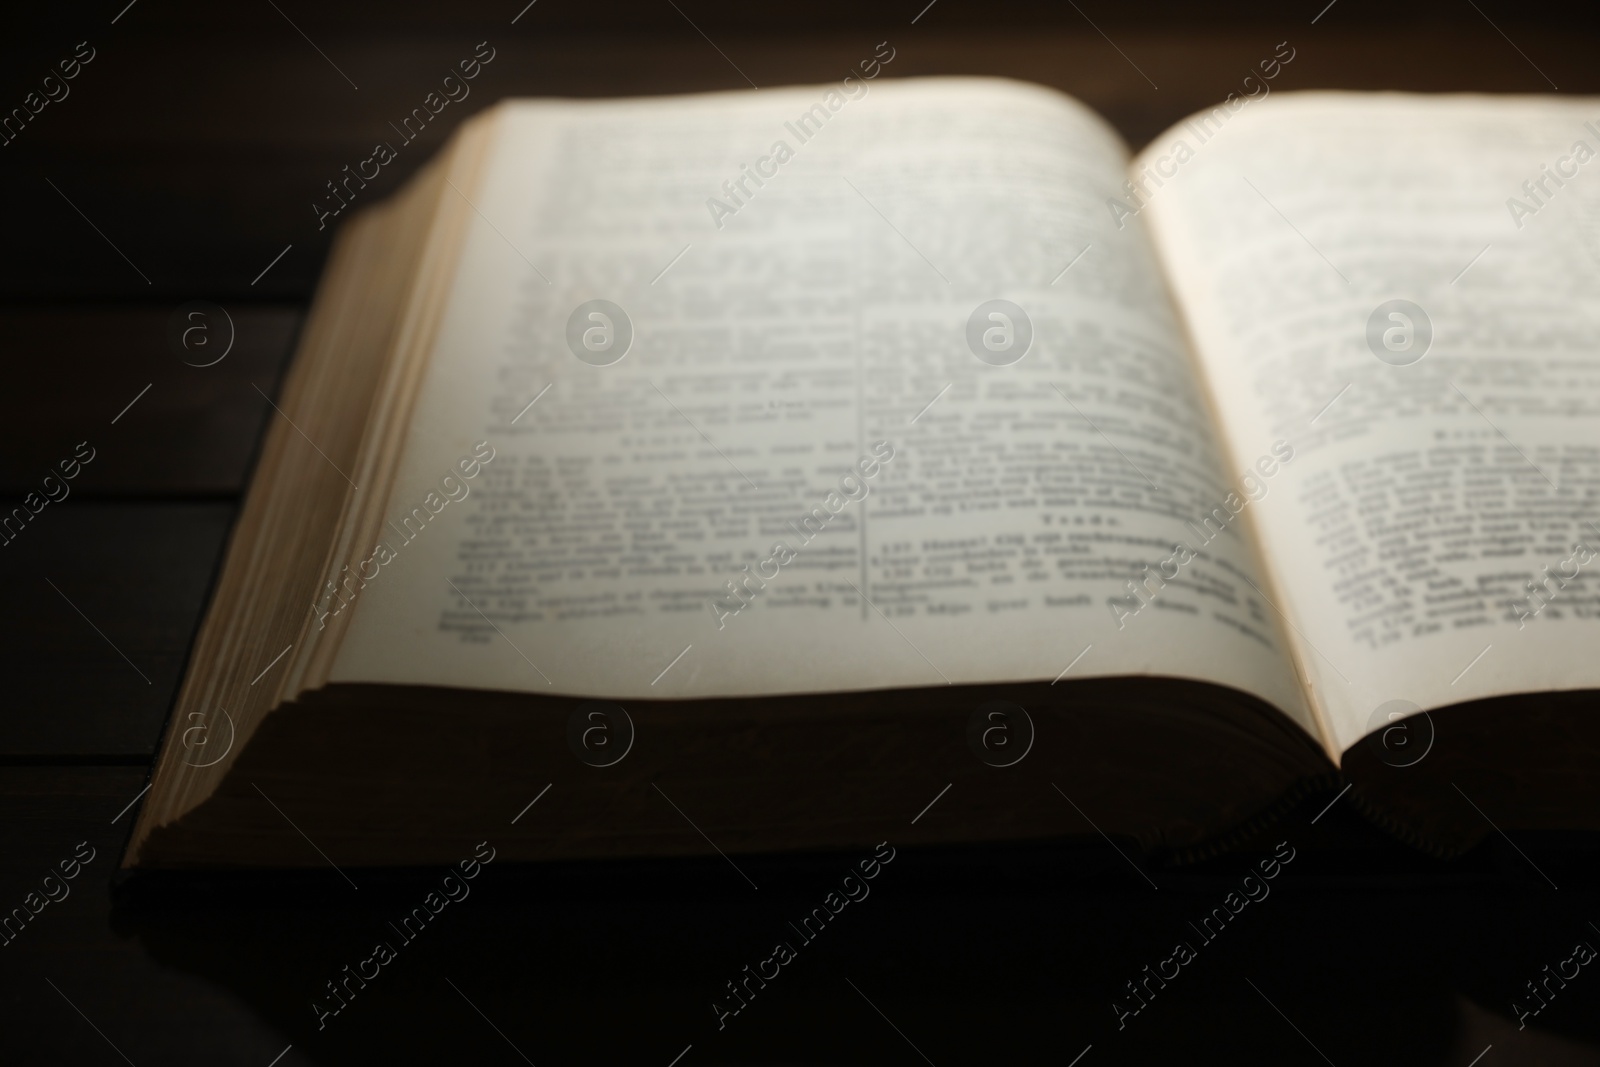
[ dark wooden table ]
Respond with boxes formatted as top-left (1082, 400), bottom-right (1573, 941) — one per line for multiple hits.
top-left (4, 3), bottom-right (1600, 1063)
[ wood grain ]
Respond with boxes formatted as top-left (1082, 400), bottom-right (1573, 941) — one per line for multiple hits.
top-left (0, 306), bottom-right (299, 496)
top-left (0, 504), bottom-right (233, 758)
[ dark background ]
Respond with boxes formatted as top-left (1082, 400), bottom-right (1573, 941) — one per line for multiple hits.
top-left (4, 1), bottom-right (1600, 1063)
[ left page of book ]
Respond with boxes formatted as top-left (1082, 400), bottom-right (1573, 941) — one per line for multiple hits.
top-left (322, 76), bottom-right (1314, 726)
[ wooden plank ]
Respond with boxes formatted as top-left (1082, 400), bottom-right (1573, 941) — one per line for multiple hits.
top-left (0, 767), bottom-right (147, 886)
top-left (0, 503), bottom-right (233, 758)
top-left (0, 766), bottom-right (1592, 1065)
top-left (0, 767), bottom-right (295, 1064)
top-left (3, 0), bottom-right (1594, 34)
top-left (0, 306), bottom-right (299, 495)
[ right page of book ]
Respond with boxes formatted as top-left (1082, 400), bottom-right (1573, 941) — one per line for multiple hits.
top-left (1140, 91), bottom-right (1600, 755)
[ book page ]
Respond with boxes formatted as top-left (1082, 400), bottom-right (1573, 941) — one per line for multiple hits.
top-left (327, 77), bottom-right (1312, 729)
top-left (1139, 92), bottom-right (1600, 754)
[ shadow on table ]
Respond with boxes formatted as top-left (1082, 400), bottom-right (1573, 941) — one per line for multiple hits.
top-left (108, 836), bottom-right (1600, 1066)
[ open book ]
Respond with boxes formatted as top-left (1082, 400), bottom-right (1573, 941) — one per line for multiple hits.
top-left (127, 75), bottom-right (1600, 870)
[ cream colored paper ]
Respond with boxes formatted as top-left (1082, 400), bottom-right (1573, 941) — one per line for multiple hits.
top-left (1140, 92), bottom-right (1600, 753)
top-left (328, 79), bottom-right (1312, 728)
